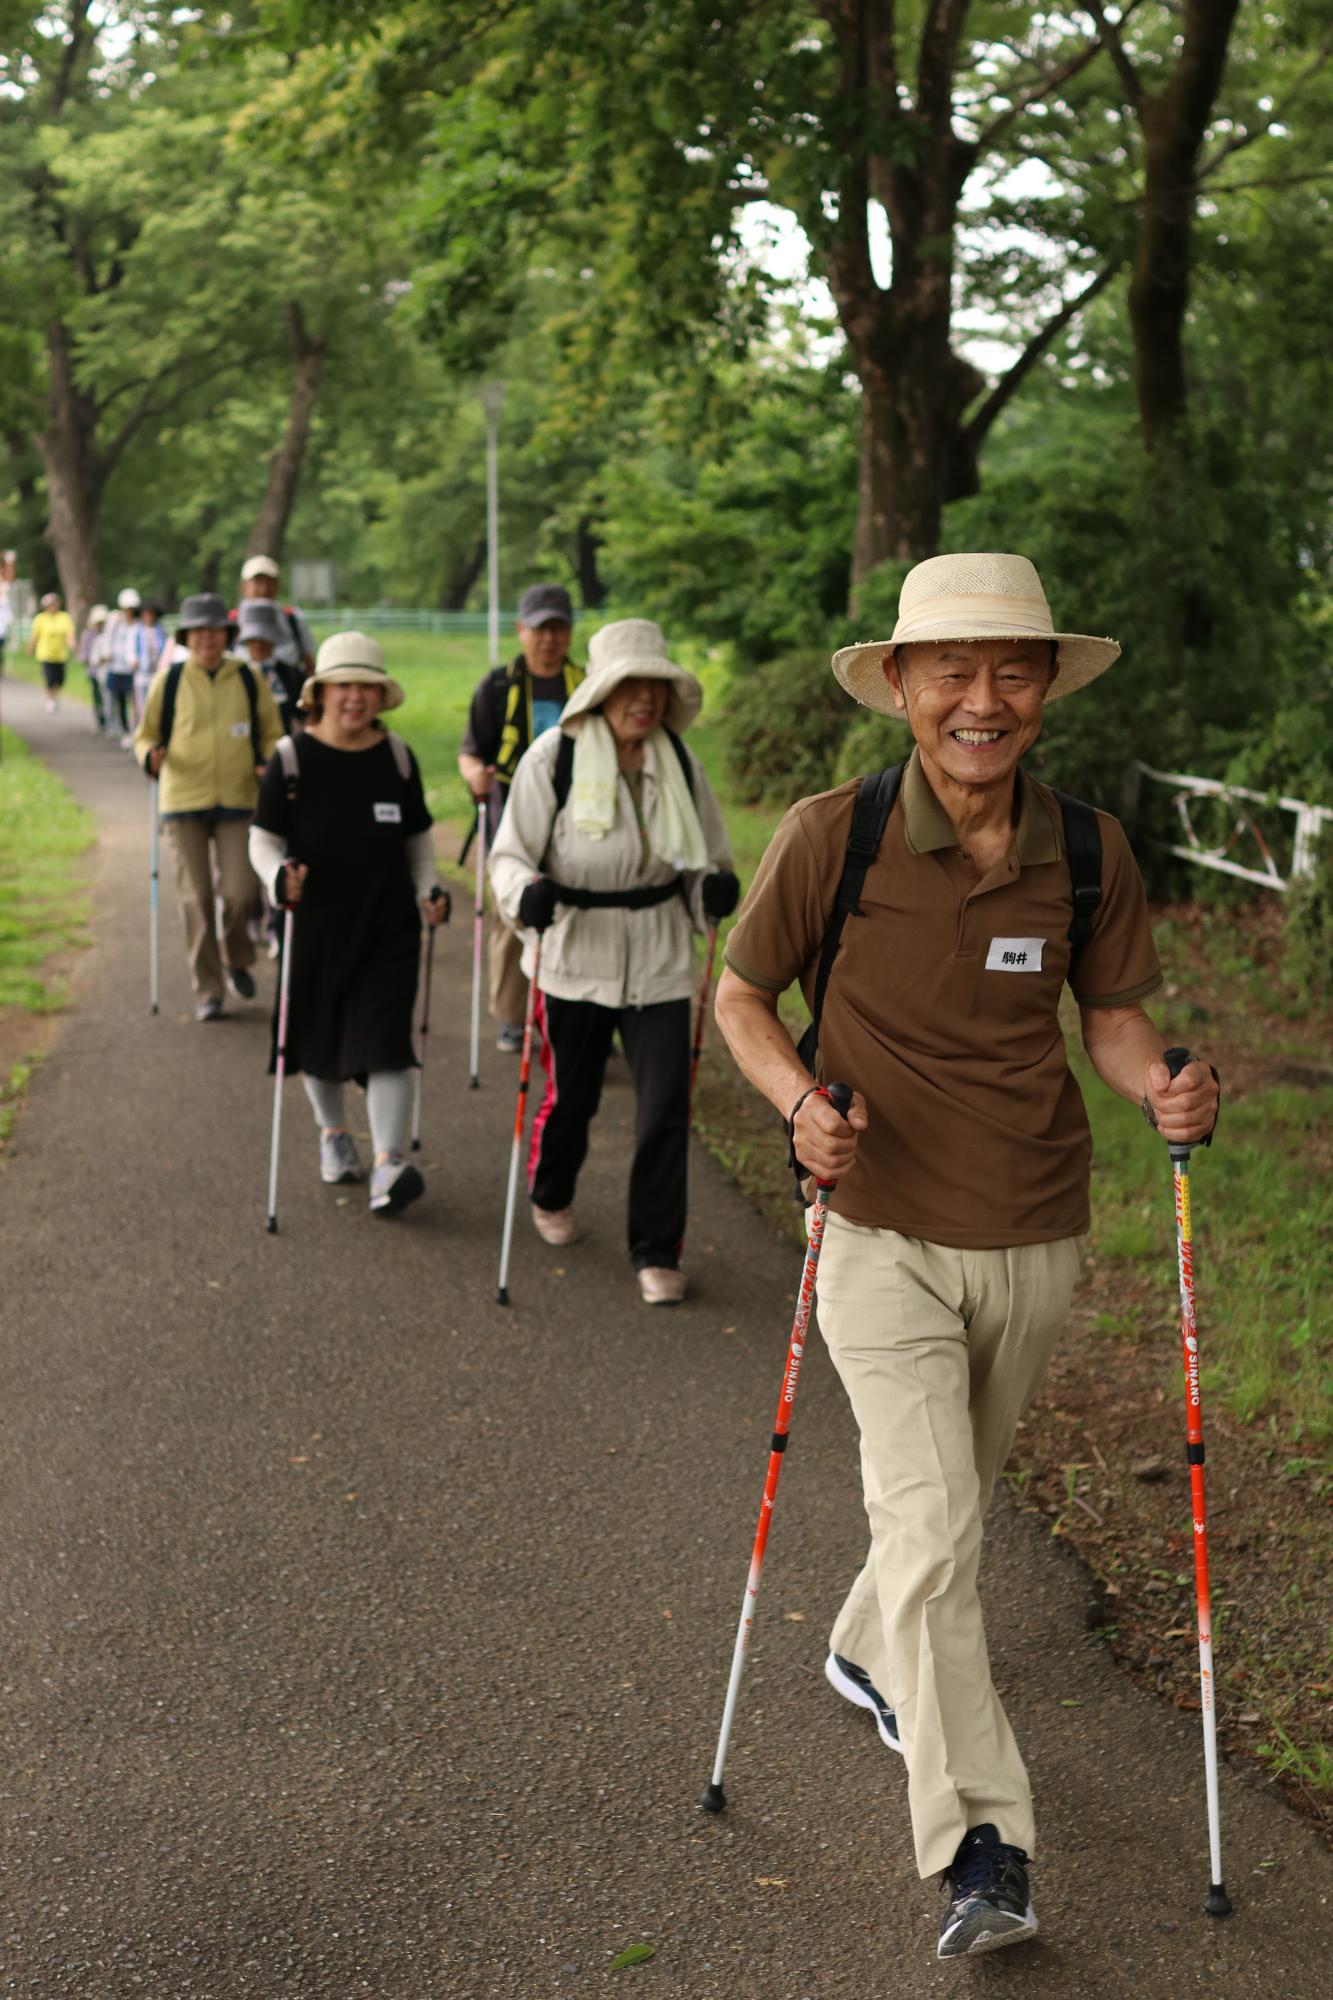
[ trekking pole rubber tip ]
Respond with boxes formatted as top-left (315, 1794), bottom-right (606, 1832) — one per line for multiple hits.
top-left (411, 1138), bottom-right (421, 1152)
top-left (470, 1076), bottom-right (480, 1090)
top-left (1205, 1883), bottom-right (1232, 1918)
top-left (265, 1216), bottom-right (277, 1235)
top-left (698, 1782), bottom-right (726, 1814)
top-left (150, 1004), bottom-right (158, 1016)
top-left (496, 1285), bottom-right (509, 1306)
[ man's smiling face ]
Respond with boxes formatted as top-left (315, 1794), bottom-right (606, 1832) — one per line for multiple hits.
top-left (884, 638), bottom-right (1055, 796)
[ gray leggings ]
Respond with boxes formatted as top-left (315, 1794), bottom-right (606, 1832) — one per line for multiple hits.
top-left (303, 1072), bottom-right (412, 1159)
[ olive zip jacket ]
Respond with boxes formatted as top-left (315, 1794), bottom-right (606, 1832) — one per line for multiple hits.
top-left (489, 725), bottom-right (733, 1011)
top-left (134, 653), bottom-right (283, 815)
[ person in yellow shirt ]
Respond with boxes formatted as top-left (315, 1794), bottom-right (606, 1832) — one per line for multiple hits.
top-left (27, 592), bottom-right (77, 713)
top-left (134, 592), bottom-right (283, 1022)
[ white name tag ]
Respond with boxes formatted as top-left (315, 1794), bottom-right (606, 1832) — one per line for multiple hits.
top-left (373, 802), bottom-right (402, 824)
top-left (230, 720), bottom-right (250, 738)
top-left (986, 936), bottom-right (1045, 972)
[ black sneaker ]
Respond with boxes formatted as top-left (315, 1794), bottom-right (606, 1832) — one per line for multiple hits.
top-left (937, 1824), bottom-right (1036, 1960)
top-left (824, 1652), bottom-right (903, 1756)
top-left (226, 967), bottom-right (257, 1001)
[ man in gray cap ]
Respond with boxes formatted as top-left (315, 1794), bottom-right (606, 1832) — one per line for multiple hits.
top-left (458, 584), bottom-right (584, 1048)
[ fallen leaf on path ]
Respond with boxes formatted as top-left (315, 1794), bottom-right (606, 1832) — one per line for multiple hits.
top-left (783, 1612), bottom-right (805, 1623)
top-left (608, 1943), bottom-right (655, 1970)
top-left (288, 1456), bottom-right (309, 1465)
top-left (754, 1877), bottom-right (789, 1888)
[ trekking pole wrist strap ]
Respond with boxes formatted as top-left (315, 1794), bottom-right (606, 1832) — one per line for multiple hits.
top-left (785, 1083), bottom-right (830, 1179)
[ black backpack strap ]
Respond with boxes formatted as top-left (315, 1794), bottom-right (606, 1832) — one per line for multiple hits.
top-left (663, 725), bottom-right (696, 799)
top-left (802, 765), bottom-right (902, 1064)
top-left (1051, 788), bottom-right (1103, 980)
top-left (551, 730), bottom-right (575, 813)
top-left (158, 659), bottom-right (185, 750)
top-left (239, 663), bottom-right (262, 768)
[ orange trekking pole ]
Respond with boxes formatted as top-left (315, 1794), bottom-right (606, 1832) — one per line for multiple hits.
top-left (1163, 1044), bottom-right (1230, 1918)
top-left (699, 1080), bottom-right (853, 1813)
top-left (495, 939), bottom-right (541, 1306)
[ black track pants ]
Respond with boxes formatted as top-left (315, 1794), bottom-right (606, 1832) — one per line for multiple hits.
top-left (529, 993), bottom-right (691, 1270)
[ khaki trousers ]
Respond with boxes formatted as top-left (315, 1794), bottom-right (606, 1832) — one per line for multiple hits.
top-left (487, 897), bottom-right (528, 1029)
top-left (815, 1212), bottom-right (1084, 1879)
top-left (165, 816), bottom-right (259, 1003)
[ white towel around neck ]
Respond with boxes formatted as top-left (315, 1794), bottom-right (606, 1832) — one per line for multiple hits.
top-left (569, 715), bottom-right (708, 870)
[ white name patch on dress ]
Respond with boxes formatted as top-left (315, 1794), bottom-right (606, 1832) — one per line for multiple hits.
top-left (373, 802), bottom-right (402, 824)
top-left (986, 936), bottom-right (1045, 972)
top-left (230, 721), bottom-right (250, 738)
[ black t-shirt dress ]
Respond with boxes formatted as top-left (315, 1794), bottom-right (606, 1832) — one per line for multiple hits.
top-left (253, 731), bottom-right (433, 1081)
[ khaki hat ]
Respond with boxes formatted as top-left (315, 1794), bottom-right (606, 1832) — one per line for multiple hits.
top-left (832, 553), bottom-right (1120, 712)
top-left (559, 618), bottom-right (702, 734)
top-left (242, 554), bottom-right (280, 582)
top-left (298, 630), bottom-right (404, 711)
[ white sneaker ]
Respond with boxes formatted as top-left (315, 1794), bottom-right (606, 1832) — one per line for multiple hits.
top-left (531, 1204), bottom-right (580, 1246)
top-left (638, 1266), bottom-right (687, 1306)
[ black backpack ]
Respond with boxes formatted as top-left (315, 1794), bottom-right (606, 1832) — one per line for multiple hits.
top-left (159, 658), bottom-right (263, 769)
top-left (796, 764), bottom-right (1103, 1074)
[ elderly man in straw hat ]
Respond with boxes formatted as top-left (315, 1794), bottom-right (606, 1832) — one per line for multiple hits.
top-left (715, 553), bottom-right (1219, 1960)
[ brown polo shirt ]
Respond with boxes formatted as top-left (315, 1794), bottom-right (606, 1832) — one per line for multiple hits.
top-left (724, 751), bottom-right (1163, 1246)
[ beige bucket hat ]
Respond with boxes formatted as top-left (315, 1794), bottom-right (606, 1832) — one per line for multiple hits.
top-left (832, 553), bottom-right (1120, 711)
top-left (299, 631), bottom-right (404, 711)
top-left (559, 618), bottom-right (703, 734)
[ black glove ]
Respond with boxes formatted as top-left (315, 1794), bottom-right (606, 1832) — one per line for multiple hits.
top-left (701, 869), bottom-right (740, 921)
top-left (518, 876), bottom-right (560, 933)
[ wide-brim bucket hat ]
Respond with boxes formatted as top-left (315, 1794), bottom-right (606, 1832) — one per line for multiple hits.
top-left (559, 618), bottom-right (703, 734)
top-left (299, 630), bottom-right (404, 711)
top-left (175, 591), bottom-right (236, 643)
top-left (832, 553), bottom-right (1120, 711)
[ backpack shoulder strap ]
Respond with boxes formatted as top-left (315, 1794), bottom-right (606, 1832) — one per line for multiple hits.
top-left (159, 659), bottom-right (185, 749)
top-left (807, 765), bottom-right (903, 1052)
top-left (385, 729), bottom-right (412, 785)
top-left (663, 724), bottom-right (696, 799)
top-left (551, 730), bottom-right (576, 813)
top-left (1050, 788), bottom-right (1103, 978)
top-left (238, 662), bottom-right (262, 769)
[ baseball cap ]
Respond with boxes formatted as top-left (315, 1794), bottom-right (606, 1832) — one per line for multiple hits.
top-left (517, 583), bottom-right (574, 628)
top-left (241, 555), bottom-right (280, 582)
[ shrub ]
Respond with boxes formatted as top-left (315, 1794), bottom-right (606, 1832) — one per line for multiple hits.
top-left (720, 649), bottom-right (854, 806)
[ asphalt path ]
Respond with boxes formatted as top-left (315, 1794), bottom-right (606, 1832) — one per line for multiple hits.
top-left (1, 675), bottom-right (1329, 1998)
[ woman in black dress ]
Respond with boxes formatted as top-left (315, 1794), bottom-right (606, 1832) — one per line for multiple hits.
top-left (249, 633), bottom-right (448, 1217)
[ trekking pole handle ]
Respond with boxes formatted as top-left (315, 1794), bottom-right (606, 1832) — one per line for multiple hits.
top-left (281, 856), bottom-right (303, 911)
top-left (1162, 1045), bottom-right (1220, 1162)
top-left (814, 1081), bottom-right (854, 1198)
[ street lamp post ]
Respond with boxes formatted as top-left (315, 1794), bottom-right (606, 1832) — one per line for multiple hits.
top-left (480, 382), bottom-right (504, 666)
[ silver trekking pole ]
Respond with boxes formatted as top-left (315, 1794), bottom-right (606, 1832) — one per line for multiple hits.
top-left (469, 806), bottom-right (487, 1089)
top-left (149, 782), bottom-right (160, 1015)
top-left (411, 891), bottom-right (447, 1151)
top-left (265, 887), bottom-right (298, 1235)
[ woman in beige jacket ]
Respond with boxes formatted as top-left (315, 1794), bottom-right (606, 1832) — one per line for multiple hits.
top-left (489, 618), bottom-right (737, 1305)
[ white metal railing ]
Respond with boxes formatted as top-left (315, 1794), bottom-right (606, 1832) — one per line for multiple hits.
top-left (1132, 761), bottom-right (1333, 892)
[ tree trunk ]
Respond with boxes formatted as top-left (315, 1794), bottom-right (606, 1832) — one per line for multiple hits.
top-left (245, 302), bottom-right (326, 561)
top-left (439, 536), bottom-right (487, 611)
top-left (1123, 0), bottom-right (1243, 447)
top-left (576, 516), bottom-right (607, 608)
top-left (35, 324), bottom-right (104, 624)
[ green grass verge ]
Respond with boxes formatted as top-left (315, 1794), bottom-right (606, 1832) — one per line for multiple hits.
top-left (1080, 1059), bottom-right (1332, 1449)
top-left (0, 727), bottom-right (93, 1012)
